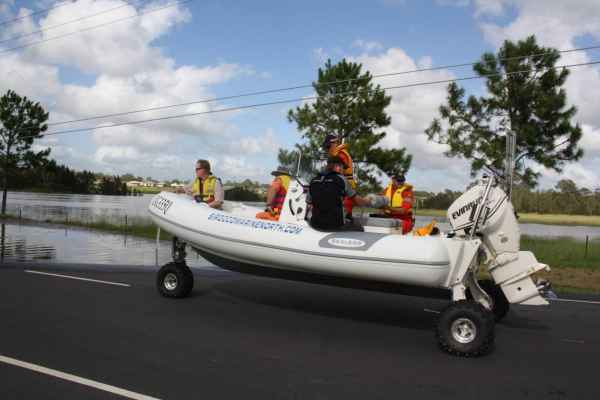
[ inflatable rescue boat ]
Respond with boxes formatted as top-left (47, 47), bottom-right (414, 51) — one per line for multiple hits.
top-left (148, 175), bottom-right (551, 356)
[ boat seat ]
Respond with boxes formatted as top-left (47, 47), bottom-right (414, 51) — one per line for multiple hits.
top-left (362, 215), bottom-right (401, 229)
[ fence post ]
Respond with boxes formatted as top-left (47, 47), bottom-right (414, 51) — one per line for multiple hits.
top-left (584, 235), bottom-right (589, 259)
top-left (125, 215), bottom-right (128, 230)
top-left (18, 207), bottom-right (21, 219)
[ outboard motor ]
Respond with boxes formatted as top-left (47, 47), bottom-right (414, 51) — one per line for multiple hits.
top-left (447, 177), bottom-right (550, 305)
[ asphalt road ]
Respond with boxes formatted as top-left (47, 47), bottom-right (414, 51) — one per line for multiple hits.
top-left (1, 262), bottom-right (599, 400)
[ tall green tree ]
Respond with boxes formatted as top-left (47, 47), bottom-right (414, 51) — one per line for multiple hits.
top-left (0, 90), bottom-right (50, 214)
top-left (283, 59), bottom-right (412, 192)
top-left (425, 36), bottom-right (583, 187)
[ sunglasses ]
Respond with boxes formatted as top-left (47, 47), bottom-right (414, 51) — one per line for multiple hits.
top-left (195, 167), bottom-right (205, 171)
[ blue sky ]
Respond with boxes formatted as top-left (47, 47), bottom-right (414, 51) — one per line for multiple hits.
top-left (1, 0), bottom-right (599, 191)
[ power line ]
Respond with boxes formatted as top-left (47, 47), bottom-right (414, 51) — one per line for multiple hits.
top-left (0, 0), bottom-right (193, 55)
top-left (0, 1), bottom-right (148, 46)
top-left (27, 60), bottom-right (597, 140)
top-left (45, 44), bottom-right (600, 128)
top-left (0, 1), bottom-right (73, 27)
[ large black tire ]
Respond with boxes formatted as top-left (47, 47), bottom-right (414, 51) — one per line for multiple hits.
top-left (467, 280), bottom-right (510, 322)
top-left (436, 300), bottom-right (495, 357)
top-left (156, 262), bottom-right (193, 298)
top-left (478, 280), bottom-right (510, 322)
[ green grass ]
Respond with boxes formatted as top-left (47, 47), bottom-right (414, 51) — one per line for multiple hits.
top-left (416, 208), bottom-right (600, 226)
top-left (521, 235), bottom-right (600, 270)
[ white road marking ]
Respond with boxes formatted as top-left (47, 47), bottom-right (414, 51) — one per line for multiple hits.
top-left (0, 354), bottom-right (160, 400)
top-left (550, 298), bottom-right (600, 305)
top-left (561, 339), bottom-right (585, 344)
top-left (25, 270), bottom-right (131, 287)
top-left (424, 308), bottom-right (441, 314)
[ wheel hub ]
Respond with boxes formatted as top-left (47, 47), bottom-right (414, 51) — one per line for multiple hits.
top-left (164, 272), bottom-right (178, 291)
top-left (451, 318), bottom-right (477, 344)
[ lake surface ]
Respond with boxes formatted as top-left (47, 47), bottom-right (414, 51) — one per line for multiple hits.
top-left (5, 191), bottom-right (600, 240)
top-left (0, 222), bottom-right (214, 268)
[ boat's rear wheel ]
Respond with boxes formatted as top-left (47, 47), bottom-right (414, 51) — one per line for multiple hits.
top-left (436, 300), bottom-right (495, 357)
top-left (157, 262), bottom-right (194, 298)
top-left (466, 279), bottom-right (510, 322)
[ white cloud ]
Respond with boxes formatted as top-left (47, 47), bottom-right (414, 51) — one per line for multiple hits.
top-left (0, 53), bottom-right (60, 98)
top-left (94, 145), bottom-right (143, 164)
top-left (238, 129), bottom-right (280, 155)
top-left (350, 47), bottom-right (471, 190)
top-left (436, 0), bottom-right (470, 7)
top-left (353, 39), bottom-right (383, 53)
top-left (473, 0), bottom-right (508, 17)
top-left (313, 47), bottom-right (329, 64)
top-left (16, 0), bottom-right (191, 76)
top-left (218, 155), bottom-right (268, 180)
top-left (0, 0), bottom-right (258, 182)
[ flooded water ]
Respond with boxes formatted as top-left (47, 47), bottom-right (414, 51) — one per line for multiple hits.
top-left (1, 191), bottom-right (600, 266)
top-left (0, 222), bottom-right (214, 269)
top-left (5, 191), bottom-right (600, 240)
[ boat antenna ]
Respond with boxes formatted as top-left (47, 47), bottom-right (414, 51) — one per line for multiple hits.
top-left (505, 130), bottom-right (516, 201)
top-left (295, 150), bottom-right (303, 177)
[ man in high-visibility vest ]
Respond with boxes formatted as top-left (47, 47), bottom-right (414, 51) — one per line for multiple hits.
top-left (182, 159), bottom-right (224, 209)
top-left (256, 167), bottom-right (291, 221)
top-left (323, 134), bottom-right (355, 220)
top-left (382, 173), bottom-right (414, 234)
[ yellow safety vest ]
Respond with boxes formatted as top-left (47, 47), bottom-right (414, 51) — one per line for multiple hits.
top-left (278, 175), bottom-right (291, 191)
top-left (192, 175), bottom-right (218, 202)
top-left (384, 183), bottom-right (413, 208)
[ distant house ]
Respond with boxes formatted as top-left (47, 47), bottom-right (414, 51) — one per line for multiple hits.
top-left (170, 182), bottom-right (186, 188)
top-left (126, 180), bottom-right (143, 187)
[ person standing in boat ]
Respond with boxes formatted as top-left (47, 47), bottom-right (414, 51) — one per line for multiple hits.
top-left (382, 172), bottom-right (414, 234)
top-left (255, 167), bottom-right (291, 221)
top-left (182, 159), bottom-right (224, 209)
top-left (307, 156), bottom-right (371, 231)
top-left (323, 134), bottom-right (355, 220)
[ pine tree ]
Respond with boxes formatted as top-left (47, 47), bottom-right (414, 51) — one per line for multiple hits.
top-left (425, 36), bottom-right (583, 187)
top-left (0, 90), bottom-right (50, 214)
top-left (284, 59), bottom-right (412, 192)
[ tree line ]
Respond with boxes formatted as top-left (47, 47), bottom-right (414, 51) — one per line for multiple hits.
top-left (10, 159), bottom-right (129, 196)
top-left (419, 179), bottom-right (600, 216)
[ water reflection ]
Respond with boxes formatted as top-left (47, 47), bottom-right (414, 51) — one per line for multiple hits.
top-left (0, 222), bottom-right (214, 268)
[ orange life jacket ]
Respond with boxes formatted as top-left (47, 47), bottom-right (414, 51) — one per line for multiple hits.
top-left (330, 144), bottom-right (355, 188)
top-left (269, 175), bottom-right (291, 215)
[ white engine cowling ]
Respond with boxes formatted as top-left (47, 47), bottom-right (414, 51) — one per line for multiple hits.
top-left (447, 182), bottom-right (520, 255)
top-left (447, 180), bottom-right (549, 305)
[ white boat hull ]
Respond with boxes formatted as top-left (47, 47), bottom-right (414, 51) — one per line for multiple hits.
top-left (149, 192), bottom-right (455, 288)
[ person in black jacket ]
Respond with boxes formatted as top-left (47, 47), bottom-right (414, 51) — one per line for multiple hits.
top-left (307, 156), bottom-right (371, 231)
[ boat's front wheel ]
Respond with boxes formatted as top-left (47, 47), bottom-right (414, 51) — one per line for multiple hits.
top-left (157, 262), bottom-right (194, 298)
top-left (436, 300), bottom-right (495, 357)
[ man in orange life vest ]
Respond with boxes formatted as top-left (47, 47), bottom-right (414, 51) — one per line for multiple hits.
top-left (255, 167), bottom-right (292, 221)
top-left (382, 172), bottom-right (415, 234)
top-left (323, 134), bottom-right (355, 220)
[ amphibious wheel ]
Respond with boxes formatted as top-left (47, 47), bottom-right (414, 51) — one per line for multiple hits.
top-left (436, 300), bottom-right (495, 357)
top-left (466, 279), bottom-right (510, 322)
top-left (156, 262), bottom-right (194, 298)
top-left (479, 280), bottom-right (510, 322)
